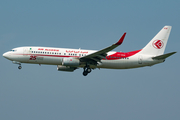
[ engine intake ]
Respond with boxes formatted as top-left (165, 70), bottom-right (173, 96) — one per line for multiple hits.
top-left (57, 65), bottom-right (76, 72)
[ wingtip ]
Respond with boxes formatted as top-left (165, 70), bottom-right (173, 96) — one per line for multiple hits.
top-left (115, 32), bottom-right (126, 45)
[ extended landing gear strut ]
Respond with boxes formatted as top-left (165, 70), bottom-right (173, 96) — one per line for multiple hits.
top-left (12, 61), bottom-right (22, 70)
top-left (18, 63), bottom-right (22, 69)
top-left (83, 64), bottom-right (92, 76)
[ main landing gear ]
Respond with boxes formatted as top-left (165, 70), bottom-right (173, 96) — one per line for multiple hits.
top-left (83, 65), bottom-right (92, 76)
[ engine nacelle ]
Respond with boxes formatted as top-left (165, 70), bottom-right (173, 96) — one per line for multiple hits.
top-left (57, 65), bottom-right (76, 72)
top-left (62, 57), bottom-right (80, 66)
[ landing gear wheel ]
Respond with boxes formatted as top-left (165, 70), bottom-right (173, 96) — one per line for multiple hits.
top-left (87, 68), bottom-right (91, 73)
top-left (18, 66), bottom-right (22, 69)
top-left (83, 64), bottom-right (92, 76)
top-left (83, 71), bottom-right (88, 76)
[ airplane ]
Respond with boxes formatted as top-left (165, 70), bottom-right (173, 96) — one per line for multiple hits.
top-left (3, 26), bottom-right (176, 76)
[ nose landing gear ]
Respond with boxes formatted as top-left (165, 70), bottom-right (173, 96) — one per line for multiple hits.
top-left (12, 61), bottom-right (22, 70)
top-left (18, 65), bottom-right (22, 69)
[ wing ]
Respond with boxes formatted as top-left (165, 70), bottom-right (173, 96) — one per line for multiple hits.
top-left (80, 33), bottom-right (126, 63)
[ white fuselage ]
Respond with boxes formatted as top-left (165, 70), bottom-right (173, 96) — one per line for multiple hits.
top-left (3, 46), bottom-right (163, 69)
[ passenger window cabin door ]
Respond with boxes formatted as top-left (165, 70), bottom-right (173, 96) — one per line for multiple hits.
top-left (138, 55), bottom-right (143, 64)
top-left (23, 48), bottom-right (29, 56)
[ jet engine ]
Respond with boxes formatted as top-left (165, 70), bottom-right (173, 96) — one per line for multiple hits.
top-left (62, 57), bottom-right (80, 66)
top-left (57, 65), bottom-right (76, 72)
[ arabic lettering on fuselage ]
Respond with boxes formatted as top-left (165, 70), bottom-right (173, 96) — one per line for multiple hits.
top-left (37, 48), bottom-right (88, 54)
top-left (66, 50), bottom-right (88, 54)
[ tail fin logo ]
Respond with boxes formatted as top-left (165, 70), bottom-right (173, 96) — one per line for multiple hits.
top-left (152, 40), bottom-right (164, 49)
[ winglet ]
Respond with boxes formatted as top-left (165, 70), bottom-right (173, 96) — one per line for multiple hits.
top-left (115, 32), bottom-right (126, 45)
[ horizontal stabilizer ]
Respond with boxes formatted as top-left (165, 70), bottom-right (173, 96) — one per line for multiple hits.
top-left (152, 52), bottom-right (176, 60)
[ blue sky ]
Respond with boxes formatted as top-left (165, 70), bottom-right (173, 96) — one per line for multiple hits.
top-left (0, 1), bottom-right (180, 120)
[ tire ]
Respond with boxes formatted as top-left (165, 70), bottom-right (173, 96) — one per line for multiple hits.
top-left (18, 66), bottom-right (22, 69)
top-left (83, 71), bottom-right (88, 76)
top-left (87, 68), bottom-right (91, 73)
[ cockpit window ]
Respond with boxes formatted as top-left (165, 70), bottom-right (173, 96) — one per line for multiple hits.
top-left (10, 49), bottom-right (16, 52)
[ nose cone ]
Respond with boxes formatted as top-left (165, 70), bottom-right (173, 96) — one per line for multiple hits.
top-left (3, 52), bottom-right (9, 59)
